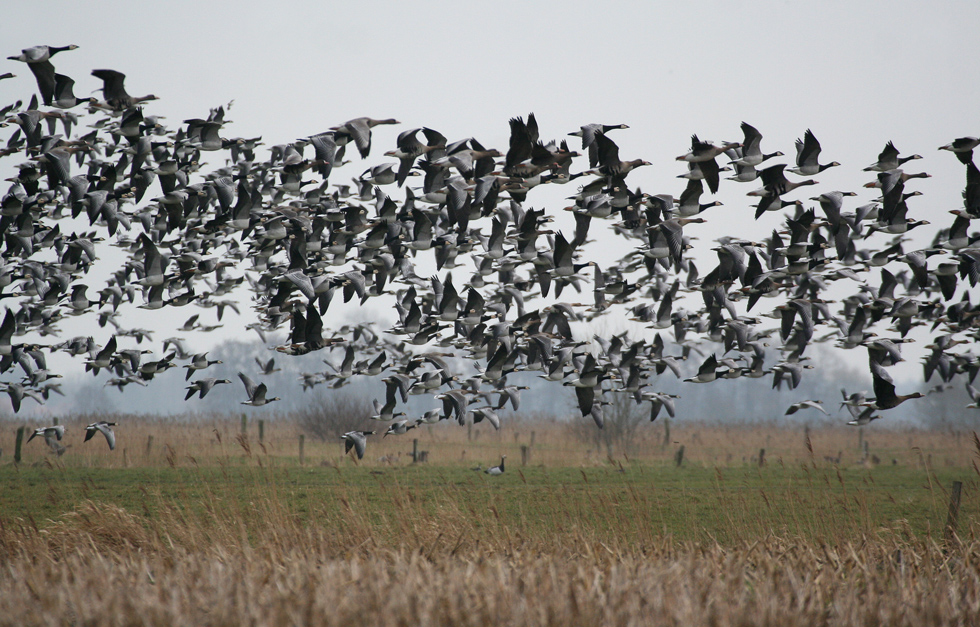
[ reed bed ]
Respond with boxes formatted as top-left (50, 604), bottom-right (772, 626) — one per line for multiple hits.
top-left (2, 412), bottom-right (975, 470)
top-left (1, 415), bottom-right (978, 625)
top-left (1, 499), bottom-right (978, 626)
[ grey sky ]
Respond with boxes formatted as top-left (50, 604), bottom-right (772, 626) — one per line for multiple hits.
top-left (1, 1), bottom-right (978, 412)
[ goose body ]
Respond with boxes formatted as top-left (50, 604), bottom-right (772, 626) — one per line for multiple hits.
top-left (788, 129), bottom-right (839, 176)
top-left (238, 372), bottom-right (280, 406)
top-left (341, 430), bottom-right (375, 459)
top-left (485, 455), bottom-right (506, 475)
top-left (8, 45), bottom-right (78, 64)
top-left (84, 421), bottom-right (117, 450)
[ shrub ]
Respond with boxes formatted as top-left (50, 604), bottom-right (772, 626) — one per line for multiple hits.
top-left (294, 390), bottom-right (374, 441)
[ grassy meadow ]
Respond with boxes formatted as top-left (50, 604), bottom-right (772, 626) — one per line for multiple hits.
top-left (1, 414), bottom-right (978, 626)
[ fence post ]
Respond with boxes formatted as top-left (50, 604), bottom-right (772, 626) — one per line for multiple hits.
top-left (299, 434), bottom-right (305, 465)
top-left (521, 445), bottom-right (529, 466)
top-left (412, 438), bottom-right (419, 463)
top-left (674, 445), bottom-right (685, 467)
top-left (758, 448), bottom-right (766, 467)
top-left (14, 426), bottom-right (25, 464)
top-left (258, 419), bottom-right (265, 442)
top-left (530, 431), bottom-right (536, 447)
top-left (663, 417), bottom-right (671, 449)
top-left (944, 480), bottom-right (964, 547)
top-left (145, 435), bottom-right (154, 457)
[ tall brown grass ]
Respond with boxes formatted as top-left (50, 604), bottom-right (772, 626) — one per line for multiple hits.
top-left (2, 411), bottom-right (976, 470)
top-left (0, 498), bottom-right (978, 626)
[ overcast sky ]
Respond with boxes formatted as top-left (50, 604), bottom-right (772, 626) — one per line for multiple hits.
top-left (2, 1), bottom-right (979, 410)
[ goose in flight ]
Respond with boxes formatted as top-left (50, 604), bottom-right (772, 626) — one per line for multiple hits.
top-left (939, 137), bottom-right (979, 164)
top-left (91, 69), bottom-right (158, 111)
top-left (238, 372), bottom-right (280, 406)
top-left (8, 44), bottom-right (78, 63)
top-left (84, 421), bottom-right (117, 450)
top-left (28, 424), bottom-right (66, 444)
top-left (784, 400), bottom-right (828, 416)
top-left (332, 117), bottom-right (399, 159)
top-left (341, 430), bottom-right (375, 459)
top-left (865, 359), bottom-right (923, 410)
top-left (28, 425), bottom-right (67, 454)
top-left (7, 45), bottom-right (78, 106)
top-left (788, 129), bottom-right (839, 176)
top-left (185, 377), bottom-right (231, 400)
top-left (864, 141), bottom-right (922, 172)
top-left (383, 419), bottom-right (417, 437)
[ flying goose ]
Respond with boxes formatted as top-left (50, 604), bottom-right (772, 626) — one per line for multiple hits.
top-left (866, 359), bottom-right (923, 410)
top-left (28, 425), bottom-right (66, 453)
top-left (90, 69), bottom-right (158, 111)
top-left (7, 45), bottom-right (79, 106)
top-left (332, 117), bottom-right (400, 159)
top-left (788, 129), bottom-right (839, 176)
top-left (84, 421), bottom-right (117, 450)
top-left (383, 419), bottom-right (417, 437)
top-left (341, 430), bottom-right (375, 459)
top-left (864, 141), bottom-right (922, 172)
top-left (939, 137), bottom-right (979, 164)
top-left (238, 372), bottom-right (280, 406)
top-left (184, 377), bottom-right (231, 400)
top-left (730, 122), bottom-right (782, 167)
top-left (784, 400), bottom-right (828, 416)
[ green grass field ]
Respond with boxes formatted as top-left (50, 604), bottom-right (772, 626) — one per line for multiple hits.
top-left (2, 437), bottom-right (974, 548)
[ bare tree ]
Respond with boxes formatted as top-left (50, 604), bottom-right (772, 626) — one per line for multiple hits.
top-left (571, 391), bottom-right (647, 457)
top-left (294, 390), bottom-right (374, 441)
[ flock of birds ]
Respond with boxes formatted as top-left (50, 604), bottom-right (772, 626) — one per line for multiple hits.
top-left (2, 44), bottom-right (980, 465)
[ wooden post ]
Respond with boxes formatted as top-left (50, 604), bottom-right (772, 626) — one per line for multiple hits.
top-left (530, 431), bottom-right (536, 447)
top-left (412, 438), bottom-right (419, 463)
top-left (258, 419), bottom-right (265, 442)
top-left (674, 445), bottom-right (685, 467)
top-left (14, 426), bottom-right (24, 464)
top-left (758, 448), bottom-right (766, 467)
top-left (241, 414), bottom-right (247, 435)
top-left (663, 417), bottom-right (671, 449)
top-left (944, 480), bottom-right (964, 546)
top-left (145, 435), bottom-right (154, 456)
top-left (299, 434), bottom-right (305, 465)
top-left (521, 445), bottom-right (529, 466)
top-left (53, 416), bottom-right (59, 426)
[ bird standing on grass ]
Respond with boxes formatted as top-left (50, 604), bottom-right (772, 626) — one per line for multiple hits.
top-left (485, 455), bottom-right (506, 475)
